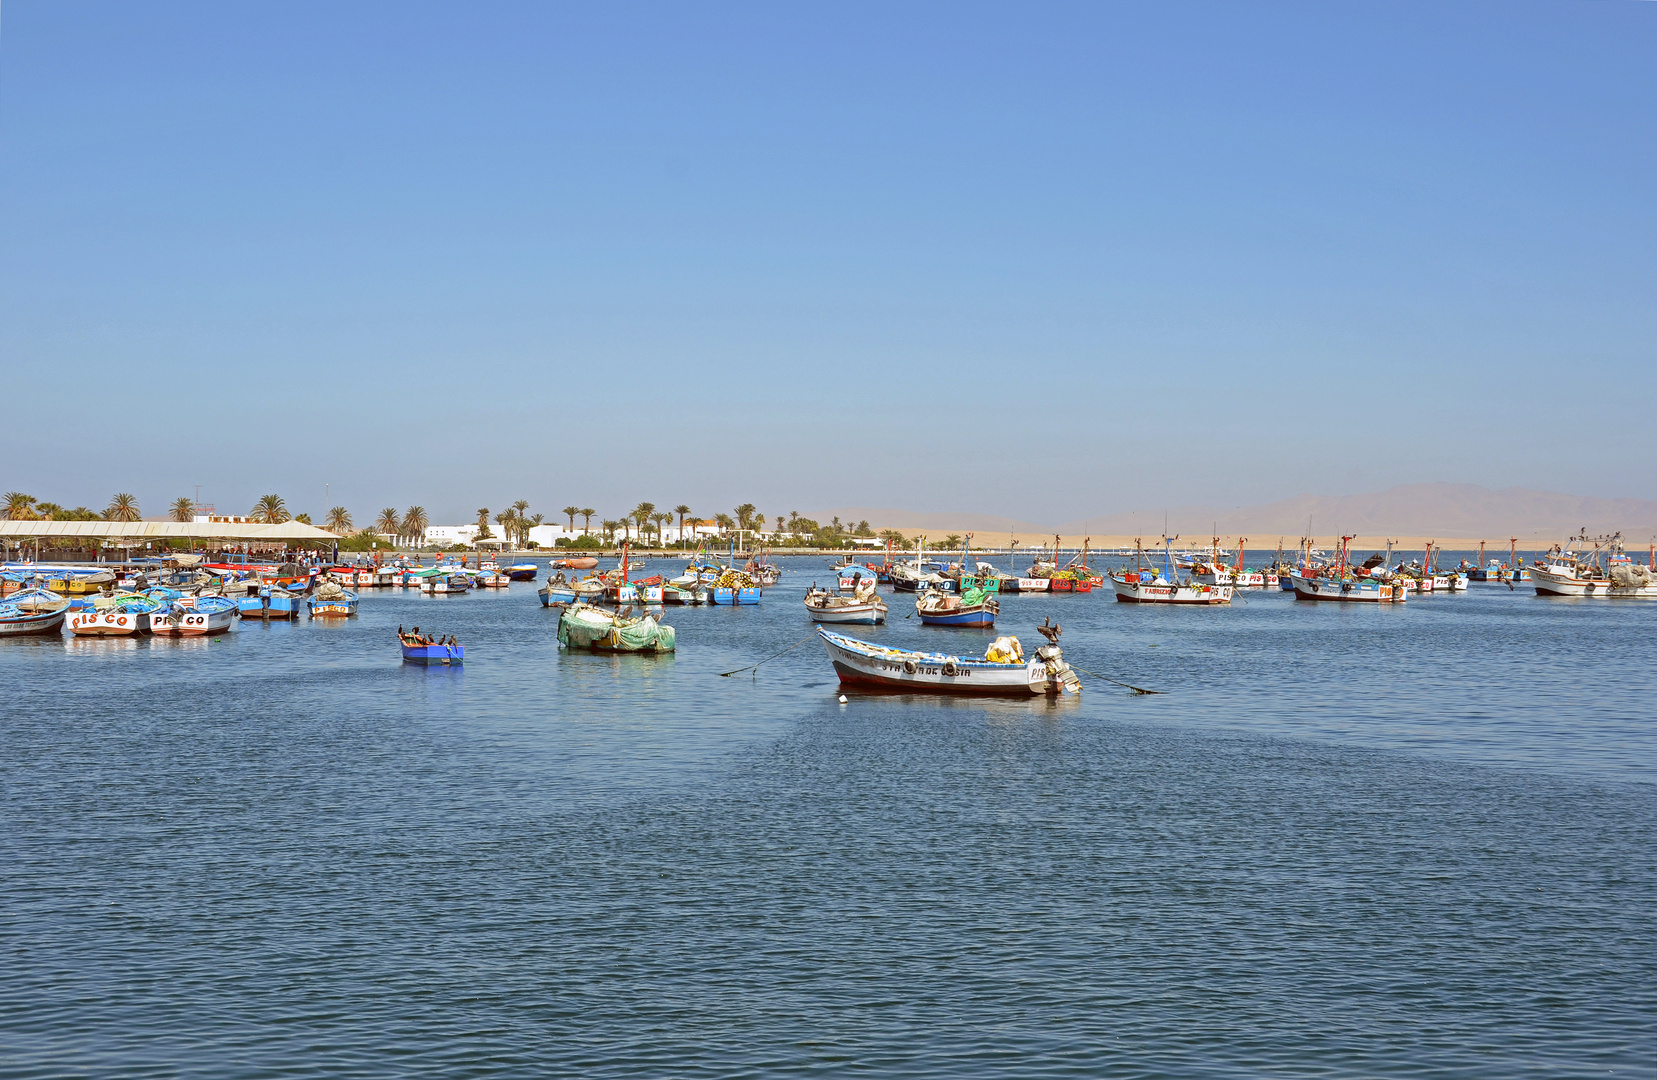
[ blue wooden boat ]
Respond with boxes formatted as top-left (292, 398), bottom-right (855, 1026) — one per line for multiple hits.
top-left (400, 632), bottom-right (463, 665)
top-left (505, 563), bottom-right (539, 581)
top-left (307, 590), bottom-right (360, 617)
top-left (238, 586), bottom-right (303, 620)
top-left (0, 588), bottom-right (72, 637)
top-left (916, 587), bottom-right (999, 627)
top-left (538, 571), bottom-right (579, 606)
top-left (709, 585), bottom-right (761, 605)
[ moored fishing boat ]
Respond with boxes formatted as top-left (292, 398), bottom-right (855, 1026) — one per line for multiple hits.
top-left (1531, 532), bottom-right (1657, 598)
top-left (538, 571), bottom-right (579, 606)
top-left (916, 584), bottom-right (999, 627)
top-left (836, 564), bottom-right (880, 592)
top-left (69, 599), bottom-right (161, 636)
top-left (662, 581), bottom-right (708, 605)
top-left (237, 585), bottom-right (305, 618)
top-left (819, 621), bottom-right (1080, 695)
top-left (550, 556), bottom-right (599, 570)
top-left (804, 579), bottom-right (888, 624)
top-left (306, 577), bottom-right (359, 617)
top-left (709, 569), bottom-right (761, 605)
top-left (0, 588), bottom-right (72, 637)
top-left (1289, 536), bottom-right (1407, 603)
top-left (151, 595), bottom-right (237, 635)
top-left (556, 602), bottom-right (676, 652)
top-left (1108, 537), bottom-right (1234, 605)
top-left (400, 628), bottom-right (463, 665)
top-left (505, 563), bottom-right (539, 581)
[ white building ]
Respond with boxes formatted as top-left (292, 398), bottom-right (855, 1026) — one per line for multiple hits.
top-left (526, 523), bottom-right (581, 547)
top-left (423, 524), bottom-right (479, 547)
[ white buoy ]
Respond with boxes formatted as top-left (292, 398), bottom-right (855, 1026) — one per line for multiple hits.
top-left (838, 694), bottom-right (848, 704)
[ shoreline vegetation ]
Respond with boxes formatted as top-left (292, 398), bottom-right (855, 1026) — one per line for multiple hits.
top-left (2, 490), bottom-right (1636, 561)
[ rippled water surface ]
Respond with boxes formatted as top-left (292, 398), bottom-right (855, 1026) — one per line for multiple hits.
top-left (3, 557), bottom-right (1654, 1077)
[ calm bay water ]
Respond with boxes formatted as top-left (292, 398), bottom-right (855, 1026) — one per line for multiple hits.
top-left (3, 557), bottom-right (1654, 1077)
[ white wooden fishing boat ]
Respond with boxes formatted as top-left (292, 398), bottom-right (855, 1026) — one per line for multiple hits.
top-left (150, 595), bottom-right (237, 635)
top-left (1532, 534), bottom-right (1657, 598)
top-left (1288, 573), bottom-right (1407, 603)
top-left (1108, 573), bottom-right (1233, 604)
top-left (69, 607), bottom-right (151, 636)
top-left (804, 583), bottom-right (887, 624)
top-left (819, 624), bottom-right (1080, 695)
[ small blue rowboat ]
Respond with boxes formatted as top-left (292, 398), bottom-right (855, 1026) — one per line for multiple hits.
top-left (401, 633), bottom-right (463, 665)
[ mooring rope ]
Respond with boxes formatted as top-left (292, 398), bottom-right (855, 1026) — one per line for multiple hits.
top-left (1067, 664), bottom-right (1165, 695)
top-left (717, 631), bottom-right (821, 678)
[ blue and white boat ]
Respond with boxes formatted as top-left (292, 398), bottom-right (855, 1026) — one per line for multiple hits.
top-left (0, 588), bottom-right (71, 637)
top-left (915, 586), bottom-right (999, 627)
top-left (238, 585), bottom-right (304, 619)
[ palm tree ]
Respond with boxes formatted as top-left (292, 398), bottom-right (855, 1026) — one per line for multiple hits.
top-left (376, 507), bottom-right (401, 542)
top-left (580, 508), bottom-right (595, 535)
top-left (294, 513), bottom-right (313, 524)
top-left (529, 513), bottom-right (544, 547)
top-left (403, 506), bottom-right (428, 547)
top-left (2, 492), bottom-right (35, 520)
top-left (674, 504), bottom-right (691, 546)
top-left (325, 506), bottom-right (353, 534)
top-left (105, 493), bottom-right (141, 522)
top-left (601, 519), bottom-right (618, 544)
top-left (563, 505), bottom-right (580, 532)
top-left (754, 513), bottom-right (766, 537)
top-left (496, 510), bottom-right (515, 548)
top-left (632, 502), bottom-right (655, 542)
top-left (170, 497), bottom-right (195, 522)
top-left (252, 494), bottom-right (289, 524)
top-left (35, 502), bottom-right (63, 520)
top-left (475, 508), bottom-right (490, 531)
top-left (734, 503), bottom-right (756, 531)
top-left (652, 512), bottom-right (671, 546)
top-left (714, 513), bottom-right (734, 535)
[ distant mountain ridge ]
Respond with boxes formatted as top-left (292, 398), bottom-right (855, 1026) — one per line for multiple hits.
top-left (1058, 484), bottom-right (1657, 542)
top-left (821, 485), bottom-right (1657, 542)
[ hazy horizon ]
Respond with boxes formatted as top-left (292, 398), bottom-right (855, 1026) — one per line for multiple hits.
top-left (3, 2), bottom-right (1652, 523)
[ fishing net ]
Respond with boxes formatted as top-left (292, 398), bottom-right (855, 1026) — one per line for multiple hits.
top-left (558, 606), bottom-right (676, 652)
top-left (1610, 564), bottom-right (1653, 588)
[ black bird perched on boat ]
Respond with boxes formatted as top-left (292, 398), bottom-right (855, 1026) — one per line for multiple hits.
top-left (1037, 618), bottom-right (1062, 645)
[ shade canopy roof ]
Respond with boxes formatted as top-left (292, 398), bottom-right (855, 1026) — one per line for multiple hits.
top-left (0, 520), bottom-right (340, 541)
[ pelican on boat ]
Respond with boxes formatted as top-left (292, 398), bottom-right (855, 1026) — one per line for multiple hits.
top-left (400, 628), bottom-right (463, 665)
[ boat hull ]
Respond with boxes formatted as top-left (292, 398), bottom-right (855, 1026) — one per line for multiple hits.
top-left (804, 599), bottom-right (888, 624)
top-left (307, 598), bottom-right (359, 617)
top-left (1109, 576), bottom-right (1233, 604)
top-left (819, 629), bottom-right (1058, 695)
top-left (152, 605), bottom-right (236, 635)
top-left (0, 609), bottom-right (69, 636)
top-left (1289, 575), bottom-right (1407, 602)
top-left (709, 586), bottom-right (761, 605)
top-left (68, 610), bottom-right (149, 636)
top-left (1531, 564), bottom-right (1657, 598)
top-left (402, 643), bottom-right (464, 665)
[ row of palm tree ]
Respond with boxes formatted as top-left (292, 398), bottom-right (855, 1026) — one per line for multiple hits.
top-left (3, 492), bottom-right (143, 522)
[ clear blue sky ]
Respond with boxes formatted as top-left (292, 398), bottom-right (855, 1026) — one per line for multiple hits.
top-left (2, 1), bottom-right (1652, 526)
